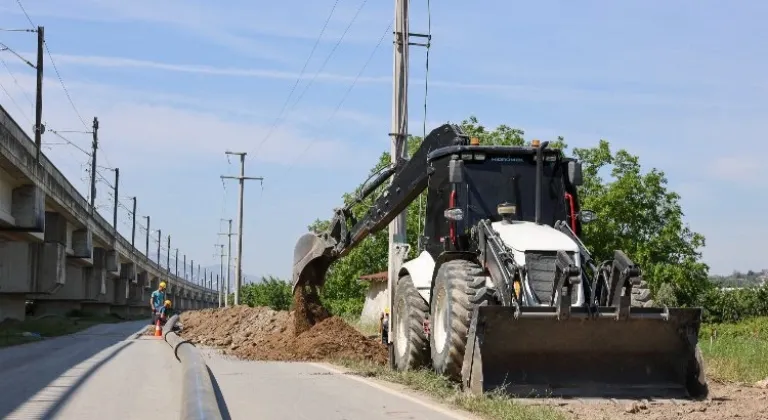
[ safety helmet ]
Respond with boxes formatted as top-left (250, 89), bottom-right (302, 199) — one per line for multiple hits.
top-left (164, 300), bottom-right (172, 307)
top-left (384, 307), bottom-right (390, 314)
top-left (159, 281), bottom-right (166, 289)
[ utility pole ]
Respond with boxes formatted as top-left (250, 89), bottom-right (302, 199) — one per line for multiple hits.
top-left (112, 168), bottom-right (119, 229)
top-left (34, 26), bottom-right (44, 163)
top-left (218, 219), bottom-right (235, 307)
top-left (166, 235), bottom-right (171, 272)
top-left (143, 215), bottom-right (150, 257)
top-left (183, 255), bottom-right (187, 279)
top-left (216, 244), bottom-right (225, 307)
top-left (131, 197), bottom-right (137, 247)
top-left (221, 152), bottom-right (263, 305)
top-left (386, 0), bottom-right (411, 363)
top-left (197, 264), bottom-right (201, 286)
top-left (156, 229), bottom-right (161, 265)
top-left (175, 248), bottom-right (179, 277)
top-left (89, 117), bottom-right (99, 213)
top-left (204, 268), bottom-right (207, 289)
top-left (190, 259), bottom-right (194, 284)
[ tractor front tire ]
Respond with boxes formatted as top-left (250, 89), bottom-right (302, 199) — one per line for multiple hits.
top-left (393, 275), bottom-right (430, 370)
top-left (430, 259), bottom-right (487, 381)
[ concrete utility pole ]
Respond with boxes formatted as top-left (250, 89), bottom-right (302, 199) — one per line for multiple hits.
top-left (143, 215), bottom-right (150, 257)
top-left (190, 259), bottom-right (194, 283)
top-left (221, 152), bottom-right (263, 305)
top-left (112, 168), bottom-right (119, 229)
top-left (216, 244), bottom-right (225, 307)
top-left (89, 117), bottom-right (99, 213)
top-left (183, 254), bottom-right (187, 279)
top-left (131, 197), bottom-right (137, 247)
top-left (34, 26), bottom-right (44, 163)
top-left (386, 0), bottom-right (412, 361)
top-left (156, 229), bottom-right (161, 265)
top-left (197, 264), bottom-right (201, 286)
top-left (166, 235), bottom-right (171, 272)
top-left (218, 219), bottom-right (235, 307)
top-left (175, 248), bottom-right (179, 277)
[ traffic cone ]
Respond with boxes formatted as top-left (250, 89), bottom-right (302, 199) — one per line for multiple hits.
top-left (154, 319), bottom-right (162, 337)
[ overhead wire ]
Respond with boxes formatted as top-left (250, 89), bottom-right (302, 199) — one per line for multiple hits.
top-left (250, 0), bottom-right (342, 156)
top-left (418, 0), bottom-right (432, 237)
top-left (270, 19), bottom-right (393, 184)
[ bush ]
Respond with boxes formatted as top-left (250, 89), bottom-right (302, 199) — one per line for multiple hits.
top-left (240, 276), bottom-right (293, 311)
top-left (699, 284), bottom-right (768, 323)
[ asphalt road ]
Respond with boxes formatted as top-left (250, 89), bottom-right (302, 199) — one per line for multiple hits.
top-left (202, 349), bottom-right (477, 420)
top-left (1, 321), bottom-right (474, 420)
top-left (0, 320), bottom-right (181, 420)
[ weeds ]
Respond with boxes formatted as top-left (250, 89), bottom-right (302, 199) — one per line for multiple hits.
top-left (0, 313), bottom-right (146, 348)
top-left (700, 317), bottom-right (768, 383)
top-left (336, 359), bottom-right (565, 420)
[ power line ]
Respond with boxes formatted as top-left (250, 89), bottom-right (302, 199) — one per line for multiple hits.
top-left (271, 19), bottom-right (393, 181)
top-left (249, 0), bottom-right (342, 156)
top-left (15, 0), bottom-right (88, 130)
top-left (0, 42), bottom-right (35, 68)
top-left (47, 128), bottom-right (91, 155)
top-left (0, 79), bottom-right (32, 125)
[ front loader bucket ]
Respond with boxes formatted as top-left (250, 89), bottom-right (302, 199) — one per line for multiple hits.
top-left (292, 233), bottom-right (335, 293)
top-left (461, 306), bottom-right (707, 400)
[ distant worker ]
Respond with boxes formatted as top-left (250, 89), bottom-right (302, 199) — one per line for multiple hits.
top-left (157, 300), bottom-right (174, 325)
top-left (150, 281), bottom-right (167, 325)
top-left (379, 307), bottom-right (390, 345)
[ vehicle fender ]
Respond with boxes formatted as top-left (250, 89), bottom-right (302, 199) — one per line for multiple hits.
top-left (399, 250), bottom-right (435, 303)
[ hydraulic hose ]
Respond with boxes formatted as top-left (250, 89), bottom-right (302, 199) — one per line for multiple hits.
top-left (162, 315), bottom-right (223, 420)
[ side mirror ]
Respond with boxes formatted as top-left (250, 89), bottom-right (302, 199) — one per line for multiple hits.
top-left (579, 209), bottom-right (597, 224)
top-left (568, 161), bottom-right (583, 186)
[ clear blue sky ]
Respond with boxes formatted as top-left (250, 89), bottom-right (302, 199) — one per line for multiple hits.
top-left (0, 0), bottom-right (765, 278)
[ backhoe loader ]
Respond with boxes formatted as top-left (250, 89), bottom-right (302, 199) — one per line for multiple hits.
top-left (292, 123), bottom-right (708, 399)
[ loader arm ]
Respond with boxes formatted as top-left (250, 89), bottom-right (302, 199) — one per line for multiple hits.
top-left (292, 124), bottom-right (470, 292)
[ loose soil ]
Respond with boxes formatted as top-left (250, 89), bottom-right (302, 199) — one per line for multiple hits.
top-left (553, 382), bottom-right (768, 419)
top-left (180, 303), bottom-right (387, 365)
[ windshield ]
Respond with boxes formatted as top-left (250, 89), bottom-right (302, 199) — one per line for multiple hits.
top-left (462, 154), bottom-right (567, 226)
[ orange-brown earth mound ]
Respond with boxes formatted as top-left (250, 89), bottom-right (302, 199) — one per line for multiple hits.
top-left (180, 305), bottom-right (386, 365)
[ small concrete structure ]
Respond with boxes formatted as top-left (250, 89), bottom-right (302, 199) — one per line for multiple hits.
top-left (0, 104), bottom-right (217, 321)
top-left (358, 271), bottom-right (388, 325)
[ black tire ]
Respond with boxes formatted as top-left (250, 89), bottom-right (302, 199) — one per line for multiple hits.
top-left (393, 275), bottom-right (430, 370)
top-left (631, 278), bottom-right (655, 307)
top-left (687, 343), bottom-right (709, 400)
top-left (430, 259), bottom-right (488, 381)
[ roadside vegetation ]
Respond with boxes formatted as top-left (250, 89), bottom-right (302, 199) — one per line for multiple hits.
top-left (336, 359), bottom-right (566, 420)
top-left (700, 317), bottom-right (768, 383)
top-left (0, 311), bottom-right (146, 348)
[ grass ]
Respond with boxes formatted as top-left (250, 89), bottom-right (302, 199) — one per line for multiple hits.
top-left (699, 317), bottom-right (768, 383)
top-left (336, 359), bottom-right (566, 420)
top-left (340, 313), bottom-right (380, 337)
top-left (0, 312), bottom-right (147, 348)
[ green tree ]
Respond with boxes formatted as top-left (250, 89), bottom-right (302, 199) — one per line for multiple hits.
top-left (240, 276), bottom-right (293, 311)
top-left (307, 116), bottom-right (708, 314)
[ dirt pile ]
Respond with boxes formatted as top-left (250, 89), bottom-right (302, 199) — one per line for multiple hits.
top-left (180, 305), bottom-right (387, 365)
top-left (293, 285), bottom-right (330, 335)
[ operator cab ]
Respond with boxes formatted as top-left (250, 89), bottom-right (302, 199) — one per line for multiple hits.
top-left (422, 140), bottom-right (583, 258)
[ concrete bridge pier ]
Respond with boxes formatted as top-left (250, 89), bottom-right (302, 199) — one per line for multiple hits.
top-left (0, 183), bottom-right (46, 320)
top-left (81, 247), bottom-right (109, 315)
top-left (34, 213), bottom-right (95, 316)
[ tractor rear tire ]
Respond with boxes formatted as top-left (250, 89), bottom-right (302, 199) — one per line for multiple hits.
top-left (394, 275), bottom-right (430, 370)
top-left (430, 259), bottom-right (488, 381)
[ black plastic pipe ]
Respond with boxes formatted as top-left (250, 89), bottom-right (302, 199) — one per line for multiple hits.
top-left (162, 315), bottom-right (223, 420)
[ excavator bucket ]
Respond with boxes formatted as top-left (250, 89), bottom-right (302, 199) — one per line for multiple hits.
top-left (461, 305), bottom-right (708, 400)
top-left (292, 233), bottom-right (335, 292)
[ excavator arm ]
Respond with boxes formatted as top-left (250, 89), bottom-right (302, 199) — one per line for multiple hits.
top-left (292, 124), bottom-right (468, 292)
